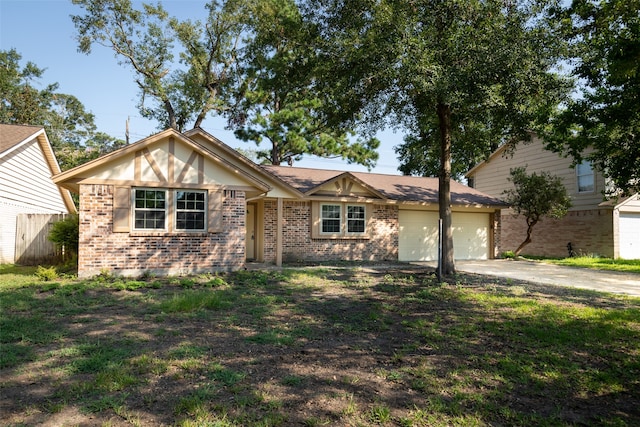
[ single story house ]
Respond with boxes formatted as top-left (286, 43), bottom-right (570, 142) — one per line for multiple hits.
top-left (0, 124), bottom-right (76, 263)
top-left (466, 135), bottom-right (640, 259)
top-left (53, 128), bottom-right (507, 277)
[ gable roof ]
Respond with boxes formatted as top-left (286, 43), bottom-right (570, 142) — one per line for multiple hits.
top-left (0, 124), bottom-right (77, 213)
top-left (53, 128), bottom-right (272, 194)
top-left (184, 128), bottom-right (303, 198)
top-left (263, 165), bottom-right (507, 207)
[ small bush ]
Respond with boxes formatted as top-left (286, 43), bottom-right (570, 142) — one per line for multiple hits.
top-left (204, 276), bottom-right (227, 287)
top-left (36, 265), bottom-right (57, 281)
top-left (48, 214), bottom-right (79, 256)
top-left (502, 251), bottom-right (517, 259)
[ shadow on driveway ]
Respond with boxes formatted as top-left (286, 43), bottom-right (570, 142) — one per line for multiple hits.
top-left (413, 259), bottom-right (640, 297)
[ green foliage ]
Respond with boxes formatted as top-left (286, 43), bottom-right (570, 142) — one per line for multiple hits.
top-left (544, 0), bottom-right (640, 196)
top-left (36, 265), bottom-right (58, 281)
top-left (72, 0), bottom-right (244, 131)
top-left (504, 167), bottom-right (572, 221)
top-left (229, 0), bottom-right (379, 167)
top-left (503, 166), bottom-right (572, 255)
top-left (48, 214), bottom-right (79, 255)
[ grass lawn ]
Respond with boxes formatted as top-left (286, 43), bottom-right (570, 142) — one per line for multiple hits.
top-left (535, 256), bottom-right (640, 274)
top-left (1, 264), bottom-right (639, 426)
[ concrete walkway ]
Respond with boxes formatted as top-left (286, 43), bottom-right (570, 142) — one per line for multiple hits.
top-left (449, 259), bottom-right (640, 297)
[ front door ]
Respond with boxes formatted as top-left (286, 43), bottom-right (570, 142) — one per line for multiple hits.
top-left (246, 203), bottom-right (256, 260)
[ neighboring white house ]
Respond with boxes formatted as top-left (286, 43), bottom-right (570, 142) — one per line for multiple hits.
top-left (0, 124), bottom-right (76, 263)
top-left (466, 135), bottom-right (640, 259)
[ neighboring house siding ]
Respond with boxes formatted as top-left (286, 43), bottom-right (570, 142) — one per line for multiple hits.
top-left (77, 184), bottom-right (246, 277)
top-left (471, 138), bottom-right (605, 210)
top-left (0, 137), bottom-right (69, 263)
top-left (0, 138), bottom-right (68, 212)
top-left (262, 201), bottom-right (398, 263)
top-left (469, 137), bottom-right (615, 257)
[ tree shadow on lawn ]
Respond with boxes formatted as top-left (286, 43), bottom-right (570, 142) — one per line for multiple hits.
top-left (1, 266), bottom-right (639, 426)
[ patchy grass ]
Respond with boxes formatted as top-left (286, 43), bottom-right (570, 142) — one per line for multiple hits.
top-left (534, 256), bottom-right (640, 273)
top-left (1, 264), bottom-right (639, 426)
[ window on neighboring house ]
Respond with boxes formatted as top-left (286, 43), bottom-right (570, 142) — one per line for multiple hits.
top-left (176, 190), bottom-right (206, 230)
top-left (577, 160), bottom-right (594, 193)
top-left (347, 205), bottom-right (365, 233)
top-left (321, 204), bottom-right (341, 233)
top-left (134, 189), bottom-right (167, 230)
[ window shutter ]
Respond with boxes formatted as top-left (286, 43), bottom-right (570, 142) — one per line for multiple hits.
top-left (208, 190), bottom-right (223, 232)
top-left (113, 186), bottom-right (131, 232)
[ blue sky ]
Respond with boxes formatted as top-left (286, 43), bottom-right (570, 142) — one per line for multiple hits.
top-left (0, 0), bottom-right (403, 174)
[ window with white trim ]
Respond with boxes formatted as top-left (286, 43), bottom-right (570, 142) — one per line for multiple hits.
top-left (321, 204), bottom-right (341, 233)
top-left (134, 189), bottom-right (167, 230)
top-left (176, 190), bottom-right (206, 231)
top-left (347, 205), bottom-right (365, 233)
top-left (577, 160), bottom-right (594, 193)
top-left (314, 202), bottom-right (369, 238)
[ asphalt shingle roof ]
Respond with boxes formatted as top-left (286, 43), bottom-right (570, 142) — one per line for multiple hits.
top-left (0, 124), bottom-right (43, 154)
top-left (262, 165), bottom-right (507, 206)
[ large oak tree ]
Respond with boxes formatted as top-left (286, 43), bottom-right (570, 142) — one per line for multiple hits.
top-left (308, 0), bottom-right (571, 275)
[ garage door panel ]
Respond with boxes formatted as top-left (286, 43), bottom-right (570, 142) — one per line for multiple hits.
top-left (399, 211), bottom-right (438, 261)
top-left (619, 213), bottom-right (640, 259)
top-left (399, 210), bottom-right (489, 261)
top-left (452, 212), bottom-right (489, 260)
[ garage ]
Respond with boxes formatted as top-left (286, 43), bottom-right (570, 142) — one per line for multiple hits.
top-left (399, 210), bottom-right (490, 261)
top-left (619, 213), bottom-right (640, 259)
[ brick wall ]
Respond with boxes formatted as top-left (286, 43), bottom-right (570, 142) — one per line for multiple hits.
top-left (262, 201), bottom-right (398, 263)
top-left (78, 184), bottom-right (246, 277)
top-left (499, 208), bottom-right (614, 258)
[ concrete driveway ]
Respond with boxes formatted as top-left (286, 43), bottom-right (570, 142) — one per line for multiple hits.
top-left (271, 259), bottom-right (639, 296)
top-left (448, 259), bottom-right (640, 297)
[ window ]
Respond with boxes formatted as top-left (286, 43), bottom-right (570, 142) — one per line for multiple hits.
top-left (347, 205), bottom-right (365, 233)
top-left (176, 191), bottom-right (206, 230)
top-left (134, 189), bottom-right (167, 230)
top-left (314, 202), bottom-right (369, 238)
top-left (321, 204), bottom-right (341, 233)
top-left (577, 160), bottom-right (594, 193)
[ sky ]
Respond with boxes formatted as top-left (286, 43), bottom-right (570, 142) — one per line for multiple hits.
top-left (0, 0), bottom-right (404, 175)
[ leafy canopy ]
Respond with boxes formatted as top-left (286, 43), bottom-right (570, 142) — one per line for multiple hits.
top-left (72, 0), bottom-right (244, 132)
top-left (229, 0), bottom-right (379, 166)
top-left (307, 0), bottom-right (571, 274)
top-left (543, 0), bottom-right (640, 195)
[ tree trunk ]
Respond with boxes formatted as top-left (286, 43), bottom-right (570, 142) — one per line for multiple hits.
top-left (165, 98), bottom-right (178, 131)
top-left (437, 102), bottom-right (455, 276)
top-left (514, 218), bottom-right (537, 257)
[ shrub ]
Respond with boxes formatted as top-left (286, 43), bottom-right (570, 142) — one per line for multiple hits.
top-left (36, 265), bottom-right (57, 281)
top-left (48, 214), bottom-right (79, 256)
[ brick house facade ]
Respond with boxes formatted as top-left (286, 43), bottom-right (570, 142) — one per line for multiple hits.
top-left (79, 184), bottom-right (247, 277)
top-left (266, 201), bottom-right (398, 264)
top-left (55, 128), bottom-right (507, 277)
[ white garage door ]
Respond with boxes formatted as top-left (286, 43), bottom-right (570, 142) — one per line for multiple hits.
top-left (399, 211), bottom-right (439, 261)
top-left (619, 213), bottom-right (640, 259)
top-left (399, 210), bottom-right (489, 261)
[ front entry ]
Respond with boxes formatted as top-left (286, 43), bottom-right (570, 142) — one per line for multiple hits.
top-left (246, 203), bottom-right (256, 260)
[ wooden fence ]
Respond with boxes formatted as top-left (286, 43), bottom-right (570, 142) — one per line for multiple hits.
top-left (15, 213), bottom-right (68, 265)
